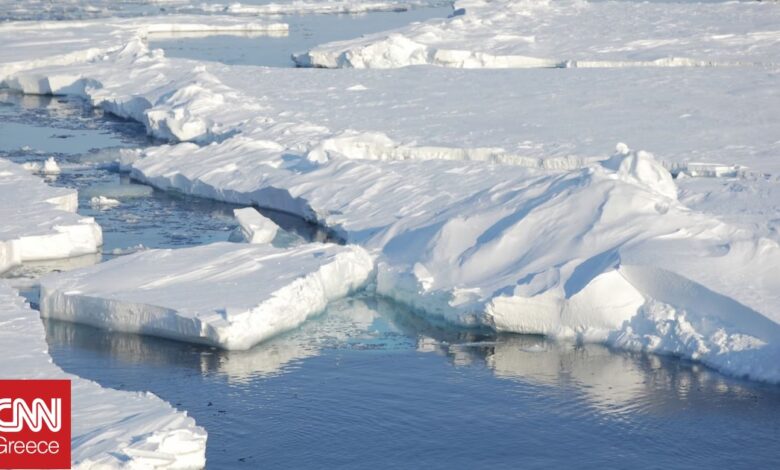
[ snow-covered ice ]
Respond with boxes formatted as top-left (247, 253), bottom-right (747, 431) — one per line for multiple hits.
top-left (295, 0), bottom-right (780, 68)
top-left (0, 158), bottom-right (102, 274)
top-left (232, 207), bottom-right (279, 244)
top-left (40, 242), bottom-right (375, 349)
top-left (0, 281), bottom-right (207, 468)
top-left (2, 0), bottom-right (780, 383)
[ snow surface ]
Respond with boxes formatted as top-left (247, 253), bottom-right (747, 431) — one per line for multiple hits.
top-left (232, 207), bottom-right (279, 243)
top-left (3, 1), bottom-right (780, 382)
top-left (0, 281), bottom-right (207, 468)
top-left (40, 242), bottom-right (375, 349)
top-left (296, 0), bottom-right (780, 68)
top-left (0, 158), bottom-right (102, 274)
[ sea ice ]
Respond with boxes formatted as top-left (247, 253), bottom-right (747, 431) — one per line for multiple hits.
top-left (295, 0), bottom-right (780, 68)
top-left (0, 281), bottom-right (207, 468)
top-left (0, 158), bottom-right (102, 274)
top-left (40, 242), bottom-right (375, 349)
top-left (232, 207), bottom-right (279, 244)
top-left (41, 156), bottom-right (62, 175)
top-left (3, 1), bottom-right (780, 382)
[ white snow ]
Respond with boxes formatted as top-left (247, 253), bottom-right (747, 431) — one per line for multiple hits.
top-left (0, 158), bottom-right (102, 274)
top-left (0, 281), bottom-right (207, 468)
top-left (232, 207), bottom-right (279, 244)
top-left (40, 242), bottom-right (375, 350)
top-left (295, 0), bottom-right (780, 69)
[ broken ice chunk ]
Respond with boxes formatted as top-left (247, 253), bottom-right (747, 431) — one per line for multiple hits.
top-left (40, 242), bottom-right (375, 349)
top-left (232, 207), bottom-right (279, 244)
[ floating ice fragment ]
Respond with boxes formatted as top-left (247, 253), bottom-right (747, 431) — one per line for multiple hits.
top-left (90, 195), bottom-right (121, 209)
top-left (231, 207), bottom-right (279, 244)
top-left (41, 157), bottom-right (61, 175)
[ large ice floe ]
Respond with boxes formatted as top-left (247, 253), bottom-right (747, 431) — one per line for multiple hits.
top-left (295, 0), bottom-right (780, 68)
top-left (125, 140), bottom-right (780, 383)
top-left (0, 158), bottom-right (102, 274)
top-left (2, 0), bottom-right (780, 384)
top-left (0, 281), bottom-right (207, 468)
top-left (40, 242), bottom-right (375, 349)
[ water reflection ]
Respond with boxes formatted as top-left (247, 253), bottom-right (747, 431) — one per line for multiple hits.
top-left (44, 294), bottom-right (779, 415)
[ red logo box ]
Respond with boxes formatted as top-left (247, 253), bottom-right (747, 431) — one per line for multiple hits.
top-left (0, 380), bottom-right (71, 469)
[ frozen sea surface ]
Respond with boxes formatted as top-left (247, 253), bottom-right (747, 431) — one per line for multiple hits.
top-left (148, 7), bottom-right (452, 67)
top-left (2, 91), bottom-right (780, 468)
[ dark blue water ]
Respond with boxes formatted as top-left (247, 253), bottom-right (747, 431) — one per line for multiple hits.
top-left (44, 295), bottom-right (780, 469)
top-left (2, 67), bottom-right (780, 470)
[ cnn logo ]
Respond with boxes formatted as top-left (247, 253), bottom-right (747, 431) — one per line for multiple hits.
top-left (0, 380), bottom-right (70, 469)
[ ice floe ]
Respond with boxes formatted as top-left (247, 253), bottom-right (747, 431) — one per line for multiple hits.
top-left (40, 242), bottom-right (375, 349)
top-left (296, 0), bottom-right (780, 68)
top-left (0, 281), bottom-right (206, 468)
top-left (128, 140), bottom-right (780, 382)
top-left (0, 158), bottom-right (102, 274)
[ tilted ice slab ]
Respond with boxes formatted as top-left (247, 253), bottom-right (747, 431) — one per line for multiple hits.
top-left (232, 207), bottom-right (279, 244)
top-left (0, 158), bottom-right (102, 274)
top-left (40, 242), bottom-right (375, 349)
top-left (295, 0), bottom-right (780, 68)
top-left (0, 282), bottom-right (207, 468)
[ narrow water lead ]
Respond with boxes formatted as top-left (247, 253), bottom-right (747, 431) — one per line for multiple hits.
top-left (147, 7), bottom-right (453, 67)
top-left (0, 91), bottom-right (330, 278)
